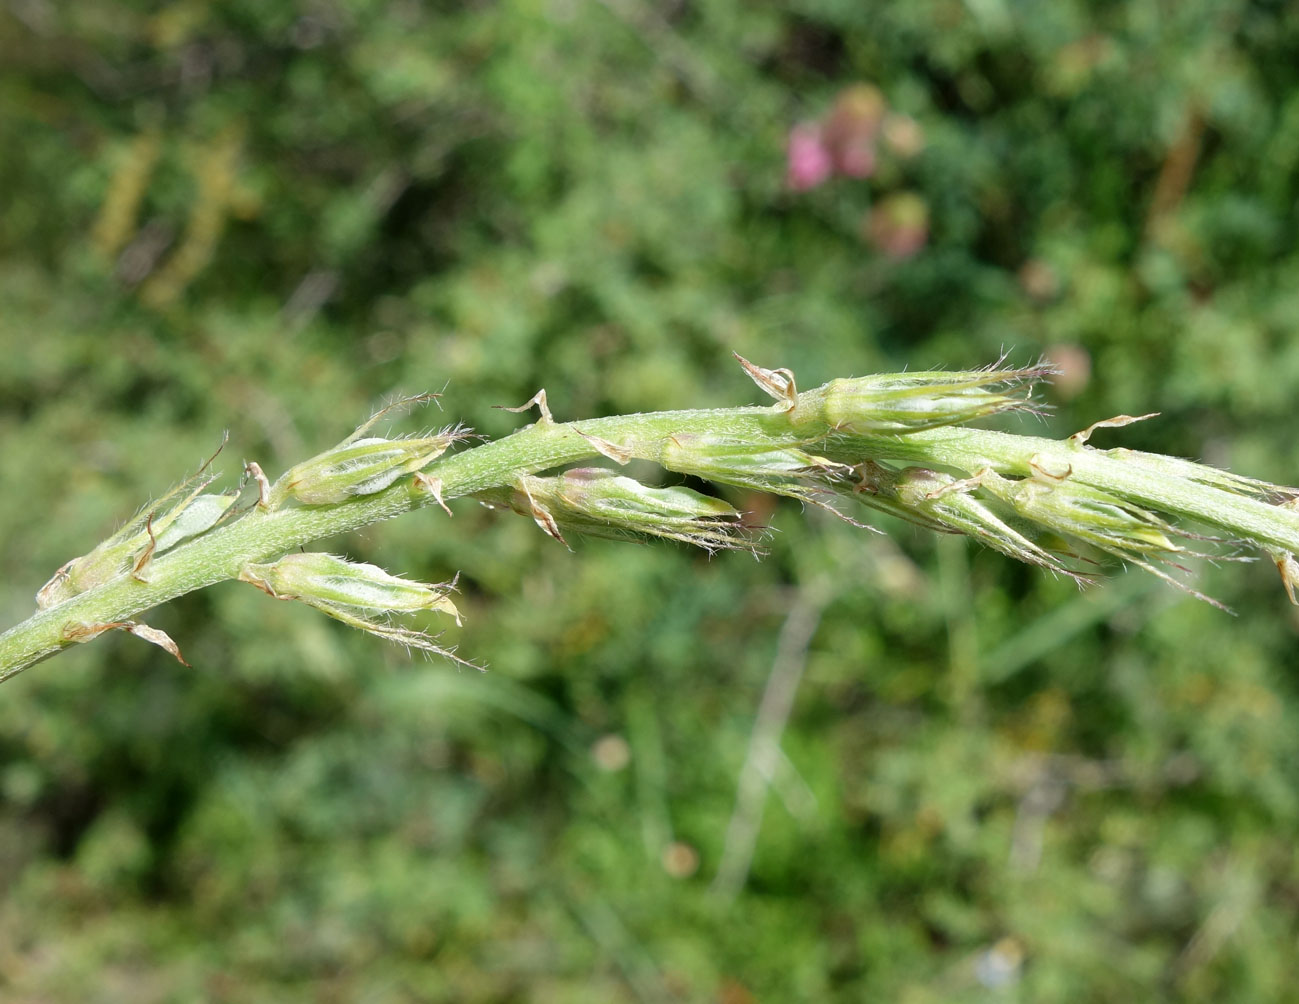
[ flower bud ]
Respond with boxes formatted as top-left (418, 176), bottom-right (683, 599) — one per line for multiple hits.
top-left (153, 493), bottom-right (237, 551)
top-left (800, 361), bottom-right (1053, 434)
top-left (987, 472), bottom-right (1180, 555)
top-left (646, 433), bottom-right (851, 505)
top-left (239, 552), bottom-right (471, 665)
top-left (853, 461), bottom-right (1087, 581)
top-left (492, 469), bottom-right (754, 553)
top-left (279, 428), bottom-right (466, 506)
top-left (239, 552), bottom-right (461, 624)
top-left (37, 479), bottom-right (234, 608)
top-left (975, 468), bottom-right (1228, 607)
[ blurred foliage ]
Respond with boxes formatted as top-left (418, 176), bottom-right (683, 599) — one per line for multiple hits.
top-left (2, 0), bottom-right (1299, 1000)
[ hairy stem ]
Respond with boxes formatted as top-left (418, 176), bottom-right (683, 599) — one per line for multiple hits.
top-left (4, 362), bottom-right (1297, 684)
top-left (0, 406), bottom-right (779, 680)
top-left (853, 427), bottom-right (1299, 553)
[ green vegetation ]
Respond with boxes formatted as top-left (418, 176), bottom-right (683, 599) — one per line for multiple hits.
top-left (3, 1), bottom-right (1299, 1000)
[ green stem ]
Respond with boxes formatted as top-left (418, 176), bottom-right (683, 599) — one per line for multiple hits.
top-left (4, 389), bottom-right (1297, 684)
top-left (856, 427), bottom-right (1299, 554)
top-left (0, 406), bottom-right (782, 681)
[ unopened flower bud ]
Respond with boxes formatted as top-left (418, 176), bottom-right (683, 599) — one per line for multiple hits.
top-left (991, 473), bottom-right (1180, 555)
top-left (239, 552), bottom-right (461, 624)
top-left (800, 361), bottom-right (1053, 434)
top-left (37, 478), bottom-right (234, 607)
top-left (647, 433), bottom-right (851, 505)
top-left (853, 462), bottom-right (1086, 581)
top-left (152, 493), bottom-right (237, 551)
top-left (975, 468), bottom-right (1228, 607)
top-left (239, 552), bottom-right (471, 665)
top-left (279, 428), bottom-right (465, 506)
top-left (493, 469), bottom-right (754, 553)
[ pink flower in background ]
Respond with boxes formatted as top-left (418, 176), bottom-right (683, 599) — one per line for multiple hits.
top-left (786, 84), bottom-right (925, 192)
top-left (786, 122), bottom-right (833, 191)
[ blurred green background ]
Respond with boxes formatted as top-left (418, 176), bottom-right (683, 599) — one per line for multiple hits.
top-left (3, 1), bottom-right (1299, 1000)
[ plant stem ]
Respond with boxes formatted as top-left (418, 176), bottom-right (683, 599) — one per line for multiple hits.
top-left (4, 379), bottom-right (1298, 684)
top-left (854, 427), bottom-right (1299, 554)
top-left (0, 406), bottom-right (779, 681)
